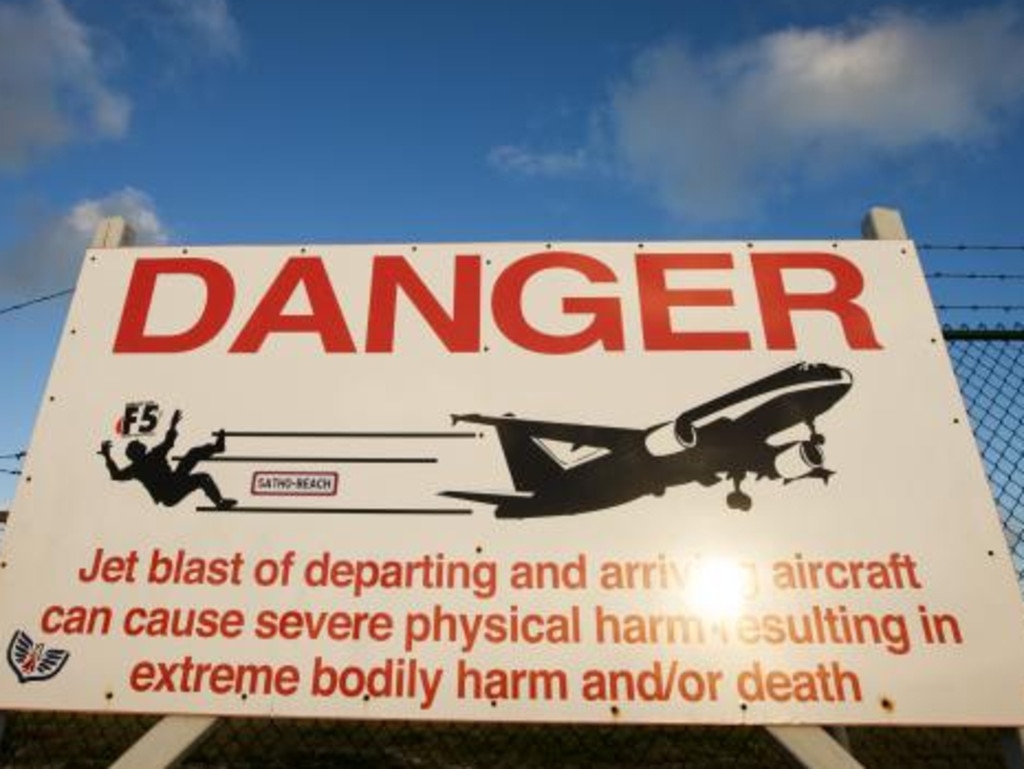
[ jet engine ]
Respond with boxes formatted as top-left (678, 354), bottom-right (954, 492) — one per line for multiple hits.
top-left (644, 417), bottom-right (698, 457)
top-left (773, 440), bottom-right (825, 480)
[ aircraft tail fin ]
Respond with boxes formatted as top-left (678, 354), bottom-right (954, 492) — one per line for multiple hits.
top-left (453, 415), bottom-right (568, 491)
top-left (492, 425), bottom-right (566, 491)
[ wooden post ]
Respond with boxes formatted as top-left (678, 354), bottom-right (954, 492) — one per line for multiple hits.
top-left (861, 206), bottom-right (908, 240)
top-left (91, 216), bottom-right (137, 249)
top-left (91, 217), bottom-right (223, 768)
top-left (109, 717), bottom-right (221, 769)
top-left (764, 207), bottom-right (915, 769)
top-left (768, 727), bottom-right (868, 769)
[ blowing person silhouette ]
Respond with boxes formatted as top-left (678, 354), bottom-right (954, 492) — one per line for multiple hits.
top-left (100, 409), bottom-right (237, 509)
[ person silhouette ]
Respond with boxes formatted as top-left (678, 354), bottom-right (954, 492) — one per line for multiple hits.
top-left (100, 409), bottom-right (237, 509)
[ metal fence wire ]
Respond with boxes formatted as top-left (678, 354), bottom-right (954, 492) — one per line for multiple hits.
top-left (946, 329), bottom-right (1024, 581)
top-left (0, 328), bottom-right (1022, 769)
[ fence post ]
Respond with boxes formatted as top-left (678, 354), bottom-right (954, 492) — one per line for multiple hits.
top-left (91, 216), bottom-right (137, 249)
top-left (767, 727), bottom-right (867, 769)
top-left (860, 206), bottom-right (909, 240)
top-left (88, 217), bottom-right (222, 768)
top-left (763, 208), bottom-right (910, 769)
top-left (861, 208), bottom-right (1024, 769)
top-left (109, 717), bottom-right (221, 769)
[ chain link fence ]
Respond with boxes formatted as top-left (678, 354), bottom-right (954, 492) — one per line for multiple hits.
top-left (0, 329), bottom-right (1021, 768)
top-left (1, 713), bottom-right (1011, 768)
top-left (946, 329), bottom-right (1024, 582)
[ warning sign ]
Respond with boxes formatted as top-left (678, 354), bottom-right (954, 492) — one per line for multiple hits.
top-left (1, 241), bottom-right (1023, 724)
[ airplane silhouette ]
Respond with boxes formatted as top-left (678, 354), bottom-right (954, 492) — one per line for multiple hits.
top-left (442, 362), bottom-right (853, 518)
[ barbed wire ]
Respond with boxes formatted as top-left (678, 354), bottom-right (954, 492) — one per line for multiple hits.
top-left (943, 322), bottom-right (1024, 331)
top-left (0, 244), bottom-right (1021, 320)
top-left (937, 304), bottom-right (1024, 312)
top-left (926, 272), bottom-right (1024, 280)
top-left (942, 325), bottom-right (1024, 340)
top-left (0, 288), bottom-right (73, 318)
top-left (920, 243), bottom-right (1024, 251)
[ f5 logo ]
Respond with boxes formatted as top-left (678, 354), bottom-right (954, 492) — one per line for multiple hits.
top-left (117, 401), bottom-right (161, 436)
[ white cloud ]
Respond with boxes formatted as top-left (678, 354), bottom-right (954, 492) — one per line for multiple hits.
top-left (0, 0), bottom-right (130, 170)
top-left (493, 6), bottom-right (1024, 221)
top-left (0, 189), bottom-right (169, 296)
top-left (160, 0), bottom-right (242, 61)
top-left (488, 145), bottom-right (588, 177)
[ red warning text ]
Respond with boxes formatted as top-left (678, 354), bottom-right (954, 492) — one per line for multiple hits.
top-left (112, 251), bottom-right (882, 355)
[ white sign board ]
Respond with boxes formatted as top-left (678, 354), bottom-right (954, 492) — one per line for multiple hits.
top-left (2, 241), bottom-right (1023, 724)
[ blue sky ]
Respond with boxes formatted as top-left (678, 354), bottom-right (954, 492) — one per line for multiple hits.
top-left (2, 0), bottom-right (1024, 501)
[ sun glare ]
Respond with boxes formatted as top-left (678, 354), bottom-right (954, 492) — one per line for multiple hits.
top-left (686, 557), bottom-right (750, 620)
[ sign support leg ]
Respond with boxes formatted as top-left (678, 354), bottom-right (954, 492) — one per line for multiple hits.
top-left (91, 216), bottom-right (137, 249)
top-left (767, 726), bottom-right (868, 769)
top-left (764, 205), bottom-right (911, 769)
top-left (1001, 729), bottom-right (1024, 769)
top-left (862, 204), bottom-right (1024, 769)
top-left (860, 206), bottom-right (909, 240)
top-left (89, 217), bottom-right (224, 769)
top-left (108, 716), bottom-right (220, 769)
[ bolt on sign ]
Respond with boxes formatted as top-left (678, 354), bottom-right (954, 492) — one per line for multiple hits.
top-left (1, 241), bottom-right (1023, 724)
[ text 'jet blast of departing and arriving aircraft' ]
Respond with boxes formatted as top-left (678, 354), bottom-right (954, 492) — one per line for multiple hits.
top-left (442, 362), bottom-right (853, 518)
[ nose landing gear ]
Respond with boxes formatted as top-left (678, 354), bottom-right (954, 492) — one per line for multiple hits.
top-left (726, 473), bottom-right (752, 511)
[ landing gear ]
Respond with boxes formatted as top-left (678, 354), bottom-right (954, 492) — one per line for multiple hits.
top-left (725, 473), bottom-right (752, 511)
top-left (803, 420), bottom-right (828, 472)
top-left (726, 490), bottom-right (752, 511)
